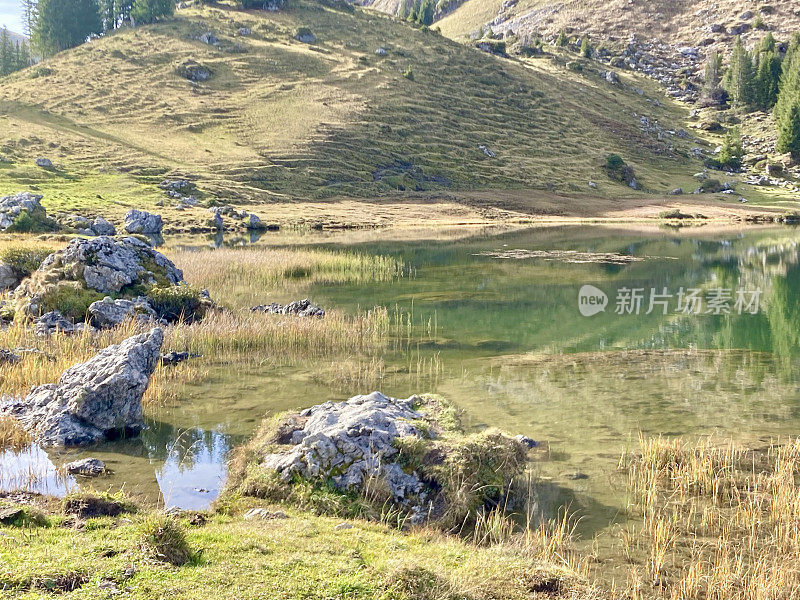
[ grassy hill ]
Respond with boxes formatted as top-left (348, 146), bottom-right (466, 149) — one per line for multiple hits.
top-left (436, 0), bottom-right (800, 52)
top-left (0, 0), bottom-right (753, 227)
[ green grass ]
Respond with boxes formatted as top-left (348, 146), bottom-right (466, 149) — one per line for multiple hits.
top-left (0, 0), bottom-right (711, 221)
top-left (0, 504), bottom-right (591, 599)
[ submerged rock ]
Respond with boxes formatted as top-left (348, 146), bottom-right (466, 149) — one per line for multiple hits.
top-left (250, 299), bottom-right (325, 317)
top-left (160, 351), bottom-right (199, 367)
top-left (230, 392), bottom-right (530, 526)
top-left (65, 457), bottom-right (106, 476)
top-left (124, 210), bottom-right (163, 235)
top-left (0, 328), bottom-right (163, 446)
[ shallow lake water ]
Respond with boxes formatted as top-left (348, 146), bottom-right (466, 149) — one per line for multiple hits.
top-left (5, 224), bottom-right (800, 541)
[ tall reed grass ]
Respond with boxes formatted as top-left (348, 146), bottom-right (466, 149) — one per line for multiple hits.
top-left (167, 246), bottom-right (405, 309)
top-left (616, 435), bottom-right (800, 599)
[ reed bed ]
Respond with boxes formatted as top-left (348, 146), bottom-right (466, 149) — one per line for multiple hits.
top-left (166, 246), bottom-right (405, 309)
top-left (0, 416), bottom-right (30, 451)
top-left (615, 435), bottom-right (800, 599)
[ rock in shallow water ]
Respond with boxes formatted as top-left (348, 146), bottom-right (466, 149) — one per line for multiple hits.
top-left (65, 457), bottom-right (106, 476)
top-left (250, 299), bottom-right (325, 317)
top-left (124, 210), bottom-right (163, 235)
top-left (0, 328), bottom-right (163, 446)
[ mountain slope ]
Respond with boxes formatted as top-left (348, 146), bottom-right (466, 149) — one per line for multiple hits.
top-left (0, 1), bottom-right (706, 223)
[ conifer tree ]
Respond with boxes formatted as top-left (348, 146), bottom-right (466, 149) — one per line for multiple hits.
top-left (32, 0), bottom-right (103, 56)
top-left (756, 50), bottom-right (782, 110)
top-left (777, 102), bottom-right (800, 159)
top-left (723, 37), bottom-right (757, 108)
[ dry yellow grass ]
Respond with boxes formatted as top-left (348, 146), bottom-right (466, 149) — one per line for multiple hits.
top-left (0, 416), bottom-right (30, 451)
top-left (614, 435), bottom-right (800, 599)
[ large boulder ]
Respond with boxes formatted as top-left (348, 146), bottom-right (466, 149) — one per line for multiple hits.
top-left (0, 264), bottom-right (18, 290)
top-left (124, 210), bottom-right (163, 235)
top-left (250, 298), bottom-right (325, 317)
top-left (0, 328), bottom-right (163, 446)
top-left (91, 217), bottom-right (116, 236)
top-left (230, 392), bottom-right (530, 526)
top-left (15, 236), bottom-right (184, 318)
top-left (88, 296), bottom-right (159, 329)
top-left (0, 192), bottom-right (50, 231)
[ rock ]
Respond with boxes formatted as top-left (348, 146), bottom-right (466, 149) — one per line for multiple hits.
top-left (34, 158), bottom-right (53, 168)
top-left (237, 27), bottom-right (251, 36)
top-left (239, 392), bottom-right (529, 525)
top-left (0, 349), bottom-right (21, 365)
top-left (334, 522), bottom-right (353, 530)
top-left (245, 213), bottom-right (266, 230)
top-left (375, 47), bottom-right (387, 56)
top-left (243, 508), bottom-right (289, 520)
top-left (34, 311), bottom-right (86, 336)
top-left (159, 179), bottom-right (191, 191)
top-left (514, 434), bottom-right (538, 449)
top-left (17, 237), bottom-right (183, 318)
top-left (588, 181), bottom-right (597, 189)
top-left (605, 70), bottom-right (620, 84)
top-left (709, 23), bottom-right (725, 33)
top-left (88, 296), bottom-right (159, 329)
top-left (0, 192), bottom-right (48, 231)
top-left (160, 351), bottom-right (199, 367)
top-left (740, 10), bottom-right (754, 20)
top-left (209, 210), bottom-right (224, 230)
top-left (90, 217), bottom-right (116, 236)
top-left (250, 299), bottom-right (325, 317)
top-left (0, 507), bottom-right (23, 524)
top-left (65, 457), bottom-right (106, 476)
top-left (294, 28), bottom-right (316, 44)
top-left (478, 145), bottom-right (495, 157)
top-left (124, 210), bottom-right (163, 235)
top-left (0, 328), bottom-right (163, 446)
top-left (176, 60), bottom-right (212, 82)
top-left (0, 264), bottom-right (19, 291)
top-left (668, 188), bottom-right (683, 195)
top-left (728, 23), bottom-right (751, 35)
top-left (198, 32), bottom-right (219, 45)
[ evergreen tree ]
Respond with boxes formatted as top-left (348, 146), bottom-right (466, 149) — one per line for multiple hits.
top-left (777, 102), bottom-right (800, 159)
top-left (718, 127), bottom-right (744, 169)
top-left (131, 0), bottom-right (173, 24)
top-left (579, 36), bottom-right (592, 58)
top-left (723, 37), bottom-right (756, 108)
top-left (21, 0), bottom-right (37, 36)
top-left (775, 34), bottom-right (800, 125)
top-left (32, 0), bottom-right (103, 56)
top-left (758, 31), bottom-right (776, 54)
top-left (755, 50), bottom-right (782, 110)
top-left (555, 30), bottom-right (568, 47)
top-left (0, 29), bottom-right (12, 76)
top-left (701, 51), bottom-right (727, 105)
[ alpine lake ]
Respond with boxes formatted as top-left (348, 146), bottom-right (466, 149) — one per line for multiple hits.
top-left (4, 223), bottom-right (800, 553)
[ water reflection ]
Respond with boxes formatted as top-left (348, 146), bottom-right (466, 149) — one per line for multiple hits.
top-left (0, 444), bottom-right (76, 496)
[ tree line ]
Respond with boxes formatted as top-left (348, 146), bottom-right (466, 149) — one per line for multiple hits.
top-left (703, 33), bottom-right (800, 159)
top-left (0, 28), bottom-right (31, 76)
top-left (19, 0), bottom-right (174, 60)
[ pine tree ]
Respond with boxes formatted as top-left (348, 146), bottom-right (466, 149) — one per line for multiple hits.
top-left (718, 127), bottom-right (744, 169)
top-left (775, 34), bottom-right (800, 127)
top-left (777, 102), bottom-right (800, 159)
top-left (758, 32), bottom-right (776, 54)
top-left (701, 51), bottom-right (727, 105)
top-left (32, 0), bottom-right (103, 56)
top-left (555, 30), bottom-right (568, 47)
top-left (579, 36), bottom-right (592, 58)
top-left (723, 37), bottom-right (757, 108)
top-left (756, 50), bottom-right (782, 110)
top-left (0, 29), bottom-right (11, 77)
top-left (21, 0), bottom-right (37, 36)
top-left (131, 0), bottom-right (173, 24)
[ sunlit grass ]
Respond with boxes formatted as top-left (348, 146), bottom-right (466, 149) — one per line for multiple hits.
top-left (168, 246), bottom-right (405, 309)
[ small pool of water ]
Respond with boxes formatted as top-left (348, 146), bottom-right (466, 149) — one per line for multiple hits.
top-left (5, 224), bottom-right (800, 540)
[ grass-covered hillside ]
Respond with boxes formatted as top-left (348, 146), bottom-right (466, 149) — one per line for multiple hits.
top-left (0, 0), bottom-right (710, 224)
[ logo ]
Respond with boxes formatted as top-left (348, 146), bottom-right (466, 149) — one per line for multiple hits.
top-left (578, 285), bottom-right (608, 317)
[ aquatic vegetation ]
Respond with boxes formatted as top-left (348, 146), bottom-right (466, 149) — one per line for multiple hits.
top-left (168, 246), bottom-right (405, 309)
top-left (0, 416), bottom-right (29, 451)
top-left (615, 435), bottom-right (800, 599)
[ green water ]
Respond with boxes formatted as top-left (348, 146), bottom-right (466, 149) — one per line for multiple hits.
top-left (5, 224), bottom-right (800, 539)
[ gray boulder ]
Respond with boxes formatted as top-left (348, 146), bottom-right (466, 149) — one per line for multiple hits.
top-left (16, 236), bottom-right (184, 317)
top-left (124, 210), bottom-right (163, 234)
top-left (246, 213), bottom-right (265, 230)
top-left (198, 32), bottom-right (219, 45)
top-left (88, 296), bottom-right (159, 329)
top-left (34, 158), bottom-right (53, 168)
top-left (0, 192), bottom-right (47, 231)
top-left (91, 216), bottom-right (116, 236)
top-left (0, 264), bottom-right (18, 290)
top-left (260, 392), bottom-right (428, 501)
top-left (34, 311), bottom-right (88, 336)
top-left (0, 328), bottom-right (163, 446)
top-left (251, 298), bottom-right (325, 317)
top-left (294, 28), bottom-right (316, 44)
top-left (65, 457), bottom-right (106, 476)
